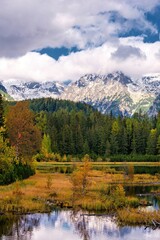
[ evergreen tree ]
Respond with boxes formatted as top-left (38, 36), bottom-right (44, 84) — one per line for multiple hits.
top-left (156, 135), bottom-right (160, 154)
top-left (61, 125), bottom-right (73, 154)
top-left (83, 140), bottom-right (90, 155)
top-left (120, 127), bottom-right (128, 154)
top-left (156, 112), bottom-right (160, 135)
top-left (146, 129), bottom-right (157, 155)
top-left (110, 121), bottom-right (119, 154)
top-left (131, 133), bottom-right (137, 154)
top-left (105, 140), bottom-right (111, 157)
top-left (126, 118), bottom-right (133, 153)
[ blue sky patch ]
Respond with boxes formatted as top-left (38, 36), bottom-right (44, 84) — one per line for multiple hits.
top-left (35, 47), bottom-right (80, 60)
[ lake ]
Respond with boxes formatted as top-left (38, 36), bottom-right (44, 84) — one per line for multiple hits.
top-left (1, 210), bottom-right (160, 240)
top-left (37, 163), bottom-right (160, 175)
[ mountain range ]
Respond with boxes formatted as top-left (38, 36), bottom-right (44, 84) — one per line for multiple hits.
top-left (1, 71), bottom-right (160, 116)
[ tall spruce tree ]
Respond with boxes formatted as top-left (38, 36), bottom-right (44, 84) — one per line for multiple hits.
top-left (146, 129), bottom-right (157, 155)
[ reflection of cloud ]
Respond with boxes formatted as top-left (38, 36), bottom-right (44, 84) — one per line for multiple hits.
top-left (111, 45), bottom-right (146, 60)
top-left (2, 210), bottom-right (160, 240)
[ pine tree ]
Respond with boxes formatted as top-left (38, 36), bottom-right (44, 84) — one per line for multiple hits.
top-left (146, 129), bottom-right (157, 155)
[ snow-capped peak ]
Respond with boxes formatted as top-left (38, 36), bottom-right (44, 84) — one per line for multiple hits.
top-left (2, 80), bottom-right (64, 101)
top-left (2, 71), bottom-right (160, 116)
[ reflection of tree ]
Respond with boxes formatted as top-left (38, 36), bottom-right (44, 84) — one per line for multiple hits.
top-left (15, 215), bottom-right (40, 240)
top-left (0, 214), bottom-right (41, 239)
top-left (0, 215), bottom-right (17, 237)
top-left (70, 211), bottom-right (90, 240)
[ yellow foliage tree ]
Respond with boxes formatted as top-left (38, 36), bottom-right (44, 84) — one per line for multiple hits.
top-left (71, 154), bottom-right (92, 199)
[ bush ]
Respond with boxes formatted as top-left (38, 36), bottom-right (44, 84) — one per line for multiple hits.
top-left (126, 197), bottom-right (139, 208)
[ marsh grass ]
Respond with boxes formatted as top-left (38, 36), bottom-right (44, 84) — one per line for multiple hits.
top-left (0, 169), bottom-right (159, 225)
top-left (117, 208), bottom-right (160, 226)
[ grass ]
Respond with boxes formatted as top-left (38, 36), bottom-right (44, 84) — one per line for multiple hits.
top-left (0, 165), bottom-right (159, 226)
top-left (0, 171), bottom-right (159, 210)
top-left (117, 208), bottom-right (160, 226)
top-left (0, 173), bottom-right (72, 213)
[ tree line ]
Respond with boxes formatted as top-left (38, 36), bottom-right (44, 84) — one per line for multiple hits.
top-left (29, 98), bottom-right (160, 161)
top-left (2, 97), bottom-right (160, 167)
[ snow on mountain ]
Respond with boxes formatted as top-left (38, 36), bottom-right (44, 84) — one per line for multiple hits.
top-left (2, 79), bottom-right (64, 101)
top-left (2, 71), bottom-right (160, 116)
top-left (60, 71), bottom-right (155, 116)
top-left (141, 73), bottom-right (160, 94)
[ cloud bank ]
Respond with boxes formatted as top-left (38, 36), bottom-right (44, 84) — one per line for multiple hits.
top-left (1, 37), bottom-right (160, 82)
top-left (0, 0), bottom-right (160, 82)
top-left (0, 0), bottom-right (159, 57)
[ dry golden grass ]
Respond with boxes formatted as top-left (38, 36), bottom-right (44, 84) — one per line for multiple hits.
top-left (117, 208), bottom-right (160, 226)
top-left (0, 173), bottom-right (72, 213)
top-left (0, 170), bottom-right (159, 214)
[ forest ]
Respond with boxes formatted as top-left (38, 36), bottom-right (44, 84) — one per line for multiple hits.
top-left (2, 97), bottom-right (160, 164)
top-left (1, 95), bottom-right (160, 184)
top-left (29, 98), bottom-right (160, 161)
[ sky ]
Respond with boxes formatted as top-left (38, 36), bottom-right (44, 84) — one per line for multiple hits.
top-left (0, 0), bottom-right (160, 83)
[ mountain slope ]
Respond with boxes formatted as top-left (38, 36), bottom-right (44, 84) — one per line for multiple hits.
top-left (0, 82), bottom-right (13, 100)
top-left (60, 72), bottom-right (155, 116)
top-left (2, 80), bottom-right (64, 101)
top-left (2, 71), bottom-right (160, 116)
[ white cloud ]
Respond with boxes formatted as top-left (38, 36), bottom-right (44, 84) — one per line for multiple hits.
top-left (1, 37), bottom-right (160, 82)
top-left (0, 0), bottom-right (160, 82)
top-left (0, 0), bottom-right (159, 57)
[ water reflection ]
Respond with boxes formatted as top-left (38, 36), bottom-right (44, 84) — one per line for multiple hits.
top-left (1, 210), bottom-right (160, 240)
top-left (38, 164), bottom-right (160, 175)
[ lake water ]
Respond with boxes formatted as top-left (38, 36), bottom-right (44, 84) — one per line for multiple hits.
top-left (1, 210), bottom-right (160, 240)
top-left (37, 164), bottom-right (160, 175)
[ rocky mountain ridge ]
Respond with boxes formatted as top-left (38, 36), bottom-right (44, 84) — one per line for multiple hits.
top-left (1, 71), bottom-right (160, 116)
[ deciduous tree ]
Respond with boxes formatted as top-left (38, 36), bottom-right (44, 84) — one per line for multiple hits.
top-left (6, 101), bottom-right (41, 159)
top-left (71, 154), bottom-right (92, 199)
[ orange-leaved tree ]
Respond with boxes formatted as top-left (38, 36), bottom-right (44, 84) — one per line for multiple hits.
top-left (71, 154), bottom-right (92, 199)
top-left (6, 101), bottom-right (41, 159)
